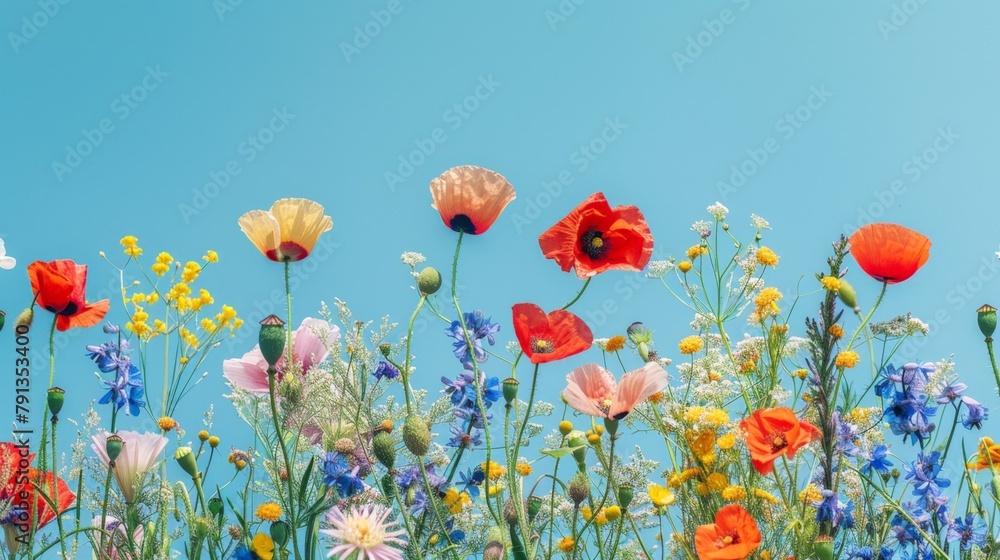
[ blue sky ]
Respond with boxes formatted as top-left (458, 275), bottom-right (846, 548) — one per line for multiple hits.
top-left (3, 0), bottom-right (1000, 550)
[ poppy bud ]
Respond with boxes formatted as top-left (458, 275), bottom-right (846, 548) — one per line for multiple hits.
top-left (47, 387), bottom-right (65, 416)
top-left (569, 433), bottom-right (588, 471)
top-left (258, 315), bottom-right (286, 367)
top-left (402, 415), bottom-right (430, 456)
top-left (372, 431), bottom-right (396, 469)
top-left (890, 467), bottom-right (900, 480)
top-left (270, 520), bottom-right (291, 548)
top-left (0, 310), bottom-right (5, 333)
top-left (503, 378), bottom-right (519, 405)
top-left (379, 343), bottom-right (392, 358)
top-left (603, 418), bottom-right (619, 439)
top-left (14, 308), bottom-right (32, 330)
top-left (838, 279), bottom-right (859, 312)
top-left (626, 322), bottom-right (652, 345)
top-left (813, 536), bottom-right (834, 560)
top-left (174, 446), bottom-right (200, 478)
top-left (484, 540), bottom-right (505, 560)
top-left (617, 484), bottom-right (634, 509)
top-left (417, 267), bottom-right (442, 295)
top-left (105, 434), bottom-right (124, 463)
top-left (569, 473), bottom-right (589, 505)
top-left (978, 304), bottom-right (997, 339)
top-left (103, 322), bottom-right (120, 334)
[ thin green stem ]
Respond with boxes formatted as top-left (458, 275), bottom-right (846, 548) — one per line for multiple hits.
top-left (267, 366), bottom-right (300, 560)
top-left (561, 278), bottom-right (591, 310)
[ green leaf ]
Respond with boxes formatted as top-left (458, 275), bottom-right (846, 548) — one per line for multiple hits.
top-left (299, 455), bottom-right (315, 503)
top-left (540, 445), bottom-right (585, 459)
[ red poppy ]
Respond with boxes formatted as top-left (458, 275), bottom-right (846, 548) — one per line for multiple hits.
top-left (694, 504), bottom-right (762, 560)
top-left (28, 260), bottom-right (110, 331)
top-left (740, 407), bottom-right (821, 475)
top-left (848, 223), bottom-right (931, 284)
top-left (512, 303), bottom-right (592, 364)
top-left (538, 192), bottom-right (654, 279)
top-left (0, 442), bottom-right (75, 553)
top-left (429, 165), bottom-right (516, 235)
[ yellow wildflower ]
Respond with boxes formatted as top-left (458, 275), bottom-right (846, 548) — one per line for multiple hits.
top-left (255, 502), bottom-right (282, 522)
top-left (753, 287), bottom-right (783, 317)
top-left (157, 416), bottom-right (178, 432)
top-left (793, 368), bottom-right (808, 380)
top-left (594, 509), bottom-right (609, 525)
top-left (603, 505), bottom-right (621, 521)
top-left (799, 483), bottom-right (822, 504)
top-left (687, 245), bottom-right (708, 259)
top-left (580, 506), bottom-right (593, 521)
top-left (648, 483), bottom-right (675, 508)
top-left (481, 461), bottom-right (506, 480)
top-left (131, 293), bottom-right (147, 304)
top-left (695, 483), bottom-right (710, 496)
top-left (604, 335), bottom-right (627, 353)
top-left (717, 432), bottom-right (737, 450)
top-left (120, 236), bottom-right (142, 257)
top-left (558, 536), bottom-right (575, 552)
top-left (152, 262), bottom-right (169, 276)
top-left (646, 391), bottom-right (664, 404)
top-left (182, 261), bottom-right (201, 283)
top-left (740, 360), bottom-right (756, 374)
top-left (721, 485), bottom-right (746, 501)
top-left (678, 335), bottom-right (703, 355)
top-left (679, 468), bottom-right (701, 483)
top-left (708, 371), bottom-right (722, 382)
top-left (706, 473), bottom-right (728, 492)
top-left (835, 350), bottom-right (861, 369)
top-left (201, 318), bottom-right (218, 333)
top-left (147, 292), bottom-right (160, 305)
top-left (203, 250), bottom-right (219, 263)
top-left (753, 489), bottom-right (780, 504)
top-left (829, 324), bottom-right (844, 339)
top-left (820, 276), bottom-right (841, 291)
top-left (703, 408), bottom-right (728, 427)
top-left (678, 261), bottom-right (692, 273)
top-left (756, 246), bottom-right (779, 266)
top-left (516, 462), bottom-right (532, 476)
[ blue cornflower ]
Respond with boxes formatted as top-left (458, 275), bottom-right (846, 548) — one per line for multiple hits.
top-left (904, 451), bottom-right (950, 498)
top-left (446, 423), bottom-right (483, 450)
top-left (445, 311), bottom-right (500, 369)
top-left (232, 545), bottom-right (253, 560)
top-left (861, 444), bottom-right (893, 476)
top-left (934, 381), bottom-right (967, 404)
top-left (815, 490), bottom-right (854, 529)
top-left (372, 360), bottom-right (400, 381)
top-left (846, 545), bottom-right (874, 560)
top-left (457, 468), bottom-right (484, 499)
top-left (961, 396), bottom-right (988, 429)
top-left (321, 452), bottom-right (364, 497)
top-left (947, 513), bottom-right (987, 552)
top-left (453, 406), bottom-right (492, 429)
top-left (885, 391), bottom-right (936, 445)
top-left (835, 414), bottom-right (862, 458)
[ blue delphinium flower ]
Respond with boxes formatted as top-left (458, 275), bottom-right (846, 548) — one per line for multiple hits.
top-left (934, 381), bottom-right (967, 404)
top-left (372, 360), bottom-right (400, 381)
top-left (904, 451), bottom-right (950, 498)
top-left (961, 396), bottom-right (988, 429)
top-left (947, 513), bottom-right (987, 552)
top-left (845, 545), bottom-right (874, 560)
top-left (446, 423), bottom-right (483, 450)
top-left (835, 414), bottom-right (861, 458)
top-left (860, 444), bottom-right (893, 476)
top-left (92, 338), bottom-right (145, 416)
top-left (815, 490), bottom-right (854, 529)
top-left (445, 310), bottom-right (500, 369)
top-left (457, 468), bottom-right (484, 499)
top-left (321, 452), bottom-right (364, 497)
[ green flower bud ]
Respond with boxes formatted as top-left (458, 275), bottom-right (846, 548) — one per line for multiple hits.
top-left (978, 304), bottom-right (997, 339)
top-left (603, 418), bottom-right (619, 439)
top-left (617, 484), bottom-right (634, 509)
top-left (890, 467), bottom-right (901, 480)
top-left (372, 431), bottom-right (396, 469)
top-left (502, 377), bottom-right (519, 405)
top-left (174, 446), bottom-right (199, 478)
top-left (637, 342), bottom-right (650, 363)
top-left (626, 322), bottom-right (653, 345)
top-left (568, 433), bottom-right (588, 472)
top-left (813, 537), bottom-right (834, 560)
top-left (838, 279), bottom-right (858, 311)
top-left (14, 308), bottom-right (32, 330)
top-left (105, 434), bottom-right (124, 464)
top-left (402, 415), bottom-right (431, 456)
top-left (484, 540), bottom-right (505, 560)
top-left (47, 387), bottom-right (65, 416)
top-left (381, 474), bottom-right (396, 499)
top-left (192, 517), bottom-right (212, 540)
top-left (269, 520), bottom-right (291, 548)
top-left (379, 343), bottom-right (392, 358)
top-left (527, 496), bottom-right (543, 522)
top-left (0, 310), bottom-right (5, 333)
top-left (208, 497), bottom-right (224, 517)
top-left (568, 472), bottom-right (589, 506)
top-left (258, 315), bottom-right (286, 367)
top-left (416, 267), bottom-right (442, 295)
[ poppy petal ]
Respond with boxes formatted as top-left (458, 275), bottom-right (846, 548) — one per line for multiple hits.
top-left (430, 166), bottom-right (516, 235)
top-left (563, 363), bottom-right (618, 417)
top-left (56, 299), bottom-right (109, 331)
top-left (269, 198), bottom-right (333, 261)
top-left (849, 223), bottom-right (931, 284)
top-left (610, 362), bottom-right (668, 419)
top-left (238, 209), bottom-right (281, 261)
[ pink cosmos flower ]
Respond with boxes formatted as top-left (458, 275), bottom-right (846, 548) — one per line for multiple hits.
top-left (562, 362), bottom-right (668, 420)
top-left (223, 317), bottom-right (340, 392)
top-left (92, 515), bottom-right (144, 560)
top-left (90, 430), bottom-right (168, 504)
top-left (323, 504), bottom-right (407, 560)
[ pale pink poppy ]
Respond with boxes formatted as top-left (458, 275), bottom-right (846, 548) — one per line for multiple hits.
top-left (223, 317), bottom-right (340, 392)
top-left (90, 430), bottom-right (168, 504)
top-left (562, 362), bottom-right (668, 420)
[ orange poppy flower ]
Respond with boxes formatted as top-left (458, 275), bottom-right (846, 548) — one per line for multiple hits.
top-left (538, 192), bottom-right (654, 279)
top-left (429, 165), bottom-right (516, 235)
top-left (740, 407), bottom-right (821, 475)
top-left (694, 504), bottom-right (762, 560)
top-left (969, 437), bottom-right (1000, 471)
top-left (239, 198), bottom-right (333, 262)
top-left (512, 303), bottom-right (592, 364)
top-left (28, 260), bottom-right (110, 331)
top-left (848, 223), bottom-right (930, 284)
top-left (0, 443), bottom-right (75, 553)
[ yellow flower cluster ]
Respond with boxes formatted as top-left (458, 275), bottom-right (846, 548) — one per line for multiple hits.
top-left (481, 460), bottom-right (506, 481)
top-left (120, 236), bottom-right (142, 258)
top-left (558, 537), bottom-right (575, 552)
top-left (798, 483), bottom-right (822, 504)
top-left (678, 335), bottom-right (703, 355)
top-left (820, 275), bottom-right (841, 291)
top-left (721, 485), bottom-right (746, 501)
top-left (648, 483), bottom-right (675, 508)
top-left (753, 287), bottom-right (783, 320)
top-left (581, 505), bottom-right (621, 525)
top-left (683, 406), bottom-right (729, 427)
top-left (441, 488), bottom-right (471, 514)
top-left (604, 335), bottom-right (627, 353)
top-left (835, 350), bottom-right (861, 369)
top-left (829, 324), bottom-right (844, 339)
top-left (686, 244), bottom-right (708, 259)
top-left (255, 502), bottom-right (282, 522)
top-left (515, 462), bottom-right (532, 476)
top-left (756, 246), bottom-right (779, 266)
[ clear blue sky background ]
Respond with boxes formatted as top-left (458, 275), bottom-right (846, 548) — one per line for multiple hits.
top-left (2, 0), bottom-right (999, 554)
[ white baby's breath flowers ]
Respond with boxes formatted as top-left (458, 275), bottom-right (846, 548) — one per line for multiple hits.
top-left (593, 338), bottom-right (610, 351)
top-left (907, 316), bottom-right (929, 336)
top-left (691, 220), bottom-right (713, 238)
top-left (750, 214), bottom-right (771, 229)
top-left (506, 340), bottom-right (521, 354)
top-left (645, 260), bottom-right (674, 278)
top-left (690, 312), bottom-right (716, 331)
top-left (707, 201), bottom-right (729, 221)
top-left (400, 251), bottom-right (426, 267)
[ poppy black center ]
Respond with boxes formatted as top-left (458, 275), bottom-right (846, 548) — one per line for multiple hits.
top-left (580, 229), bottom-right (608, 259)
top-left (50, 302), bottom-right (77, 316)
top-left (450, 214), bottom-right (476, 234)
top-left (768, 431), bottom-right (788, 452)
